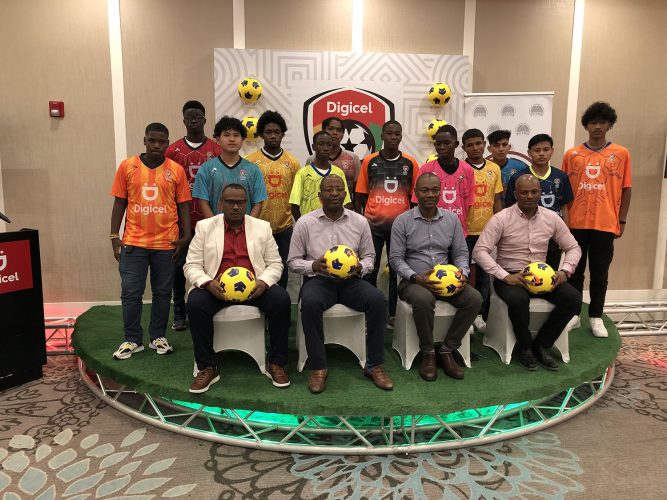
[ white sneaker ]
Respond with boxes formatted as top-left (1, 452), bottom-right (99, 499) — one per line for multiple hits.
top-left (565, 315), bottom-right (581, 332)
top-left (589, 317), bottom-right (608, 338)
top-left (149, 337), bottom-right (174, 354)
top-left (473, 315), bottom-right (487, 333)
top-left (113, 341), bottom-right (144, 360)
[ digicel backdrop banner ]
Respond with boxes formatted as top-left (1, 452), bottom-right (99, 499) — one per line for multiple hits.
top-left (0, 239), bottom-right (33, 294)
top-left (214, 49), bottom-right (470, 164)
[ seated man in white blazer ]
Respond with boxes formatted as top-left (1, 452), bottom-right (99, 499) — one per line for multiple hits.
top-left (184, 183), bottom-right (291, 393)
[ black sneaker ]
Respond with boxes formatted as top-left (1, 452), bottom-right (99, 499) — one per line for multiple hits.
top-left (532, 345), bottom-right (559, 371)
top-left (172, 316), bottom-right (187, 331)
top-left (517, 349), bottom-right (538, 371)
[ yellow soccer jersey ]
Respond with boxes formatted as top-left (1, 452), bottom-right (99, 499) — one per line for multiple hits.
top-left (246, 149), bottom-right (301, 232)
top-left (288, 164), bottom-right (351, 216)
top-left (467, 159), bottom-right (503, 235)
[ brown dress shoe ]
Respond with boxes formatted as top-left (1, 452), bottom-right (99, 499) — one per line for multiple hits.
top-left (308, 369), bottom-right (327, 394)
top-left (364, 364), bottom-right (394, 390)
top-left (266, 363), bottom-right (291, 388)
top-left (437, 350), bottom-right (464, 380)
top-left (419, 352), bottom-right (437, 381)
top-left (189, 367), bottom-right (220, 394)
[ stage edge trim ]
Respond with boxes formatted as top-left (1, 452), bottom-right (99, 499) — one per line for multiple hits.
top-left (78, 359), bottom-right (614, 455)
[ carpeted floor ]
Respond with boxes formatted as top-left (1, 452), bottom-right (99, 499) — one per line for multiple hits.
top-left (1, 336), bottom-right (666, 498)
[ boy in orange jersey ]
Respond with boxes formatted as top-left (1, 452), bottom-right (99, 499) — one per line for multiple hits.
top-left (110, 123), bottom-right (192, 360)
top-left (562, 102), bottom-right (632, 338)
top-left (356, 120), bottom-right (419, 324)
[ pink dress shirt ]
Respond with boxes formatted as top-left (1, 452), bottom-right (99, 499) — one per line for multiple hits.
top-left (472, 204), bottom-right (581, 280)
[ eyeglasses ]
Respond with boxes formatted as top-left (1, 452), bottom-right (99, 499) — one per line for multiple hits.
top-left (222, 199), bottom-right (246, 207)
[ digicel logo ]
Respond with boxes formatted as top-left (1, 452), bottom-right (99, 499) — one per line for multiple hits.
top-left (0, 241), bottom-right (33, 295)
top-left (326, 101), bottom-right (374, 117)
top-left (132, 204), bottom-right (168, 215)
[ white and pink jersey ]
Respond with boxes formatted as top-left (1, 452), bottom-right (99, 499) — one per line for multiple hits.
top-left (412, 159), bottom-right (475, 236)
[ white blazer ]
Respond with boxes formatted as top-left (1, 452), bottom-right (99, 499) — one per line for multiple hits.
top-left (183, 214), bottom-right (283, 297)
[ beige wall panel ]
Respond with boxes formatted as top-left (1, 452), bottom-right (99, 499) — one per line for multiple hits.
top-left (364, 0), bottom-right (464, 54)
top-left (0, 0), bottom-right (116, 301)
top-left (473, 0), bottom-right (574, 166)
top-left (121, 0), bottom-right (234, 155)
top-left (577, 0), bottom-right (667, 290)
top-left (245, 0), bottom-right (352, 51)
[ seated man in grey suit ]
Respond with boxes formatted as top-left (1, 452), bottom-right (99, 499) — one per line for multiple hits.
top-left (390, 173), bottom-right (482, 382)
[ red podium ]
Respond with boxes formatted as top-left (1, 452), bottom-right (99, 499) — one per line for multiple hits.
top-left (0, 229), bottom-right (46, 390)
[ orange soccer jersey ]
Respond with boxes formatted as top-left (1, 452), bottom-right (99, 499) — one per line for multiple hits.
top-left (111, 156), bottom-right (192, 250)
top-left (561, 143), bottom-right (632, 236)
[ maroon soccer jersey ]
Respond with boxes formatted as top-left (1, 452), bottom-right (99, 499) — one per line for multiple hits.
top-left (166, 137), bottom-right (222, 226)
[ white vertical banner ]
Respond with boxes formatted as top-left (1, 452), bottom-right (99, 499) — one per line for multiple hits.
top-left (464, 92), bottom-right (554, 161)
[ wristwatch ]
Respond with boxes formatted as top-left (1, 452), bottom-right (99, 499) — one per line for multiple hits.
top-left (409, 273), bottom-right (417, 284)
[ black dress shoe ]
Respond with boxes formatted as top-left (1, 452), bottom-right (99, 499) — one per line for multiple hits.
top-left (532, 345), bottom-right (559, 371)
top-left (517, 349), bottom-right (537, 371)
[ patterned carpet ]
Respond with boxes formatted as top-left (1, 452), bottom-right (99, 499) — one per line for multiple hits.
top-left (1, 337), bottom-right (666, 499)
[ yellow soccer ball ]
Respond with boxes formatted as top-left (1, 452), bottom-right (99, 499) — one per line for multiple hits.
top-left (241, 116), bottom-right (259, 140)
top-left (426, 119), bottom-right (448, 141)
top-left (427, 82), bottom-right (452, 106)
top-left (429, 264), bottom-right (463, 297)
top-left (237, 77), bottom-right (262, 103)
top-left (522, 262), bottom-right (556, 294)
top-left (219, 266), bottom-right (256, 302)
top-left (324, 245), bottom-right (359, 279)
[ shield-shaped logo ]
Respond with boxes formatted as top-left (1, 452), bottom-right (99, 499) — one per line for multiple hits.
top-left (586, 163), bottom-right (601, 179)
top-left (188, 164), bottom-right (200, 179)
top-left (141, 183), bottom-right (159, 201)
top-left (541, 193), bottom-right (555, 208)
top-left (303, 88), bottom-right (394, 159)
top-left (0, 252), bottom-right (6, 272)
top-left (384, 179), bottom-right (399, 194)
top-left (442, 188), bottom-right (457, 204)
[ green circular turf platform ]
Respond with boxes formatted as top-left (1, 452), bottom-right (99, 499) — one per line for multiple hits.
top-left (73, 304), bottom-right (620, 416)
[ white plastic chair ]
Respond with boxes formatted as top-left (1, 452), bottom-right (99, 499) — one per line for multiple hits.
top-left (393, 298), bottom-right (472, 370)
top-left (296, 303), bottom-right (366, 372)
top-left (192, 305), bottom-right (267, 376)
top-left (484, 295), bottom-right (570, 364)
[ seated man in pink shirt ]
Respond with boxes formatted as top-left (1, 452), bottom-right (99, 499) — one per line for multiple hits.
top-left (472, 175), bottom-right (581, 372)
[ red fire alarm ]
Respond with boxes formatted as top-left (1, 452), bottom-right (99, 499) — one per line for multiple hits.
top-left (49, 101), bottom-right (64, 118)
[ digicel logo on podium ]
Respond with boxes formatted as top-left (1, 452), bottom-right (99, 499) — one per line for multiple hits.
top-left (0, 240), bottom-right (33, 294)
top-left (303, 88), bottom-right (395, 159)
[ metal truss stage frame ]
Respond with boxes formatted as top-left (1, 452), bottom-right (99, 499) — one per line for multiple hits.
top-left (605, 302), bottom-right (667, 336)
top-left (78, 360), bottom-right (614, 455)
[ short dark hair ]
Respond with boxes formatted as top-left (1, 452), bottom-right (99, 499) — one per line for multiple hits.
top-left (312, 130), bottom-right (332, 143)
top-left (182, 100), bottom-right (205, 115)
top-left (213, 116), bottom-right (246, 139)
top-left (487, 129), bottom-right (511, 145)
top-left (416, 172), bottom-right (441, 188)
top-left (528, 133), bottom-right (554, 149)
top-left (322, 116), bottom-right (343, 129)
top-left (257, 110), bottom-right (287, 135)
top-left (462, 128), bottom-right (485, 143)
top-left (145, 122), bottom-right (169, 136)
top-left (222, 183), bottom-right (247, 196)
top-left (434, 124), bottom-right (458, 140)
top-left (382, 120), bottom-right (402, 132)
top-left (320, 173), bottom-right (345, 191)
top-left (581, 101), bottom-right (617, 127)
